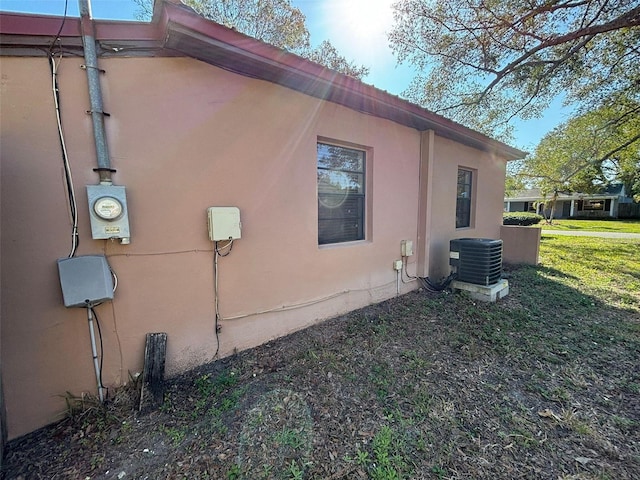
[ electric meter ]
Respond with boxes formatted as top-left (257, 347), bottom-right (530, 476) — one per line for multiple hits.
top-left (93, 196), bottom-right (123, 220)
top-left (87, 184), bottom-right (131, 243)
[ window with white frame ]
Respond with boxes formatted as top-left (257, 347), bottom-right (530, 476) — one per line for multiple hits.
top-left (456, 168), bottom-right (473, 228)
top-left (317, 142), bottom-right (365, 245)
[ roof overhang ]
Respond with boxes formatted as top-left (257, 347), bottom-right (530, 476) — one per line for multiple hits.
top-left (0, 0), bottom-right (526, 160)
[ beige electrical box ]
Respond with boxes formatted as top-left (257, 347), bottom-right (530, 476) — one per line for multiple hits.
top-left (207, 207), bottom-right (241, 241)
top-left (401, 240), bottom-right (414, 257)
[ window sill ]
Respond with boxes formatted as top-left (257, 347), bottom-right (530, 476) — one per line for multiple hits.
top-left (318, 239), bottom-right (371, 250)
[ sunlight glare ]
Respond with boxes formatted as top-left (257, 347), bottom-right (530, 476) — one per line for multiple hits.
top-left (338, 0), bottom-right (394, 41)
top-left (322, 0), bottom-right (395, 68)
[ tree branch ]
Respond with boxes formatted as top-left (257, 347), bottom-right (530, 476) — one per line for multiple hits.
top-left (598, 132), bottom-right (640, 163)
top-left (483, 6), bottom-right (640, 94)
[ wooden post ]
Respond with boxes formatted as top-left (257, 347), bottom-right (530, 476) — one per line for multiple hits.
top-left (139, 333), bottom-right (167, 412)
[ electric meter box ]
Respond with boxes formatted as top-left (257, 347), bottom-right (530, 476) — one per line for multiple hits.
top-left (87, 184), bottom-right (131, 243)
top-left (207, 206), bottom-right (241, 241)
top-left (57, 255), bottom-right (114, 308)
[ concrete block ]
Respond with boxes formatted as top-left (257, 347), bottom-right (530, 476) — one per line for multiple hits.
top-left (451, 279), bottom-right (509, 302)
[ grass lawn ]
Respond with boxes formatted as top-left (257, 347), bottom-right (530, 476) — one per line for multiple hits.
top-left (538, 218), bottom-right (640, 234)
top-left (538, 234), bottom-right (640, 309)
top-left (4, 236), bottom-right (640, 479)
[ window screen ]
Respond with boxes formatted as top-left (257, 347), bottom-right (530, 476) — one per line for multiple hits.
top-left (317, 143), bottom-right (365, 245)
top-left (456, 168), bottom-right (472, 228)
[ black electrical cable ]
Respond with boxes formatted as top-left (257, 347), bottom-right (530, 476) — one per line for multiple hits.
top-left (399, 256), bottom-right (455, 292)
top-left (215, 239), bottom-right (234, 257)
top-left (90, 307), bottom-right (108, 400)
top-left (49, 55), bottom-right (80, 257)
top-left (420, 273), bottom-right (457, 292)
top-left (48, 0), bottom-right (68, 55)
top-left (48, 0), bottom-right (79, 258)
top-left (49, 55), bottom-right (80, 258)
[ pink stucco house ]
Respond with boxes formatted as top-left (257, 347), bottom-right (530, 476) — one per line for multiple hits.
top-left (0, 0), bottom-right (524, 439)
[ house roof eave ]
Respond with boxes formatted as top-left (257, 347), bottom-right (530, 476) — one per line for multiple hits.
top-left (158, 2), bottom-right (525, 160)
top-left (0, 1), bottom-right (526, 161)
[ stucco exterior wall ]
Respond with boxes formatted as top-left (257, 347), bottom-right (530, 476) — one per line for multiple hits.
top-left (0, 55), bottom-right (509, 438)
top-left (501, 226), bottom-right (541, 265)
top-left (426, 136), bottom-right (507, 280)
top-left (0, 139), bottom-right (4, 463)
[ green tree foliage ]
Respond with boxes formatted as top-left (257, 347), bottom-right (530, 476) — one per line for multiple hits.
top-left (136, 0), bottom-right (308, 50)
top-left (184, 0), bottom-right (309, 52)
top-left (504, 172), bottom-right (527, 198)
top-left (517, 103), bottom-right (640, 220)
top-left (135, 0), bottom-right (369, 79)
top-left (304, 40), bottom-right (370, 79)
top-left (389, 0), bottom-right (640, 144)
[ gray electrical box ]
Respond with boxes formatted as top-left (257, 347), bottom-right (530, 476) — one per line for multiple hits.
top-left (87, 184), bottom-right (131, 244)
top-left (57, 255), bottom-right (114, 308)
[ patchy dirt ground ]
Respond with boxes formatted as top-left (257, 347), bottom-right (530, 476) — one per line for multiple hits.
top-left (3, 263), bottom-right (640, 479)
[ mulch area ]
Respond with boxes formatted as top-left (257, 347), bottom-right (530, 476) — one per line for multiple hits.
top-left (3, 281), bottom-right (639, 479)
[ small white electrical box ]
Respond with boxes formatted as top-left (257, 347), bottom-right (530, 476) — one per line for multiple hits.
top-left (393, 260), bottom-right (403, 271)
top-left (207, 206), bottom-right (241, 241)
top-left (401, 240), bottom-right (413, 257)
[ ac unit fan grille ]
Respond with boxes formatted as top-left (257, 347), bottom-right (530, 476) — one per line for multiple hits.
top-left (450, 238), bottom-right (503, 286)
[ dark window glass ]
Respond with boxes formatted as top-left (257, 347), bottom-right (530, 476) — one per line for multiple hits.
top-left (317, 143), bottom-right (365, 245)
top-left (584, 200), bottom-right (604, 211)
top-left (456, 169), bottom-right (472, 228)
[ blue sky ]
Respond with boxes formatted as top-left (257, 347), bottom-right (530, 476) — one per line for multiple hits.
top-left (1, 0), bottom-right (571, 151)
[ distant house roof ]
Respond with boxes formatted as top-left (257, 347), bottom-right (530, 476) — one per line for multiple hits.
top-left (0, 0), bottom-right (525, 161)
top-left (602, 183), bottom-right (624, 196)
top-left (506, 184), bottom-right (627, 201)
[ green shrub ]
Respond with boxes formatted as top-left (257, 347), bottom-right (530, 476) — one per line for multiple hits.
top-left (503, 212), bottom-right (543, 226)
